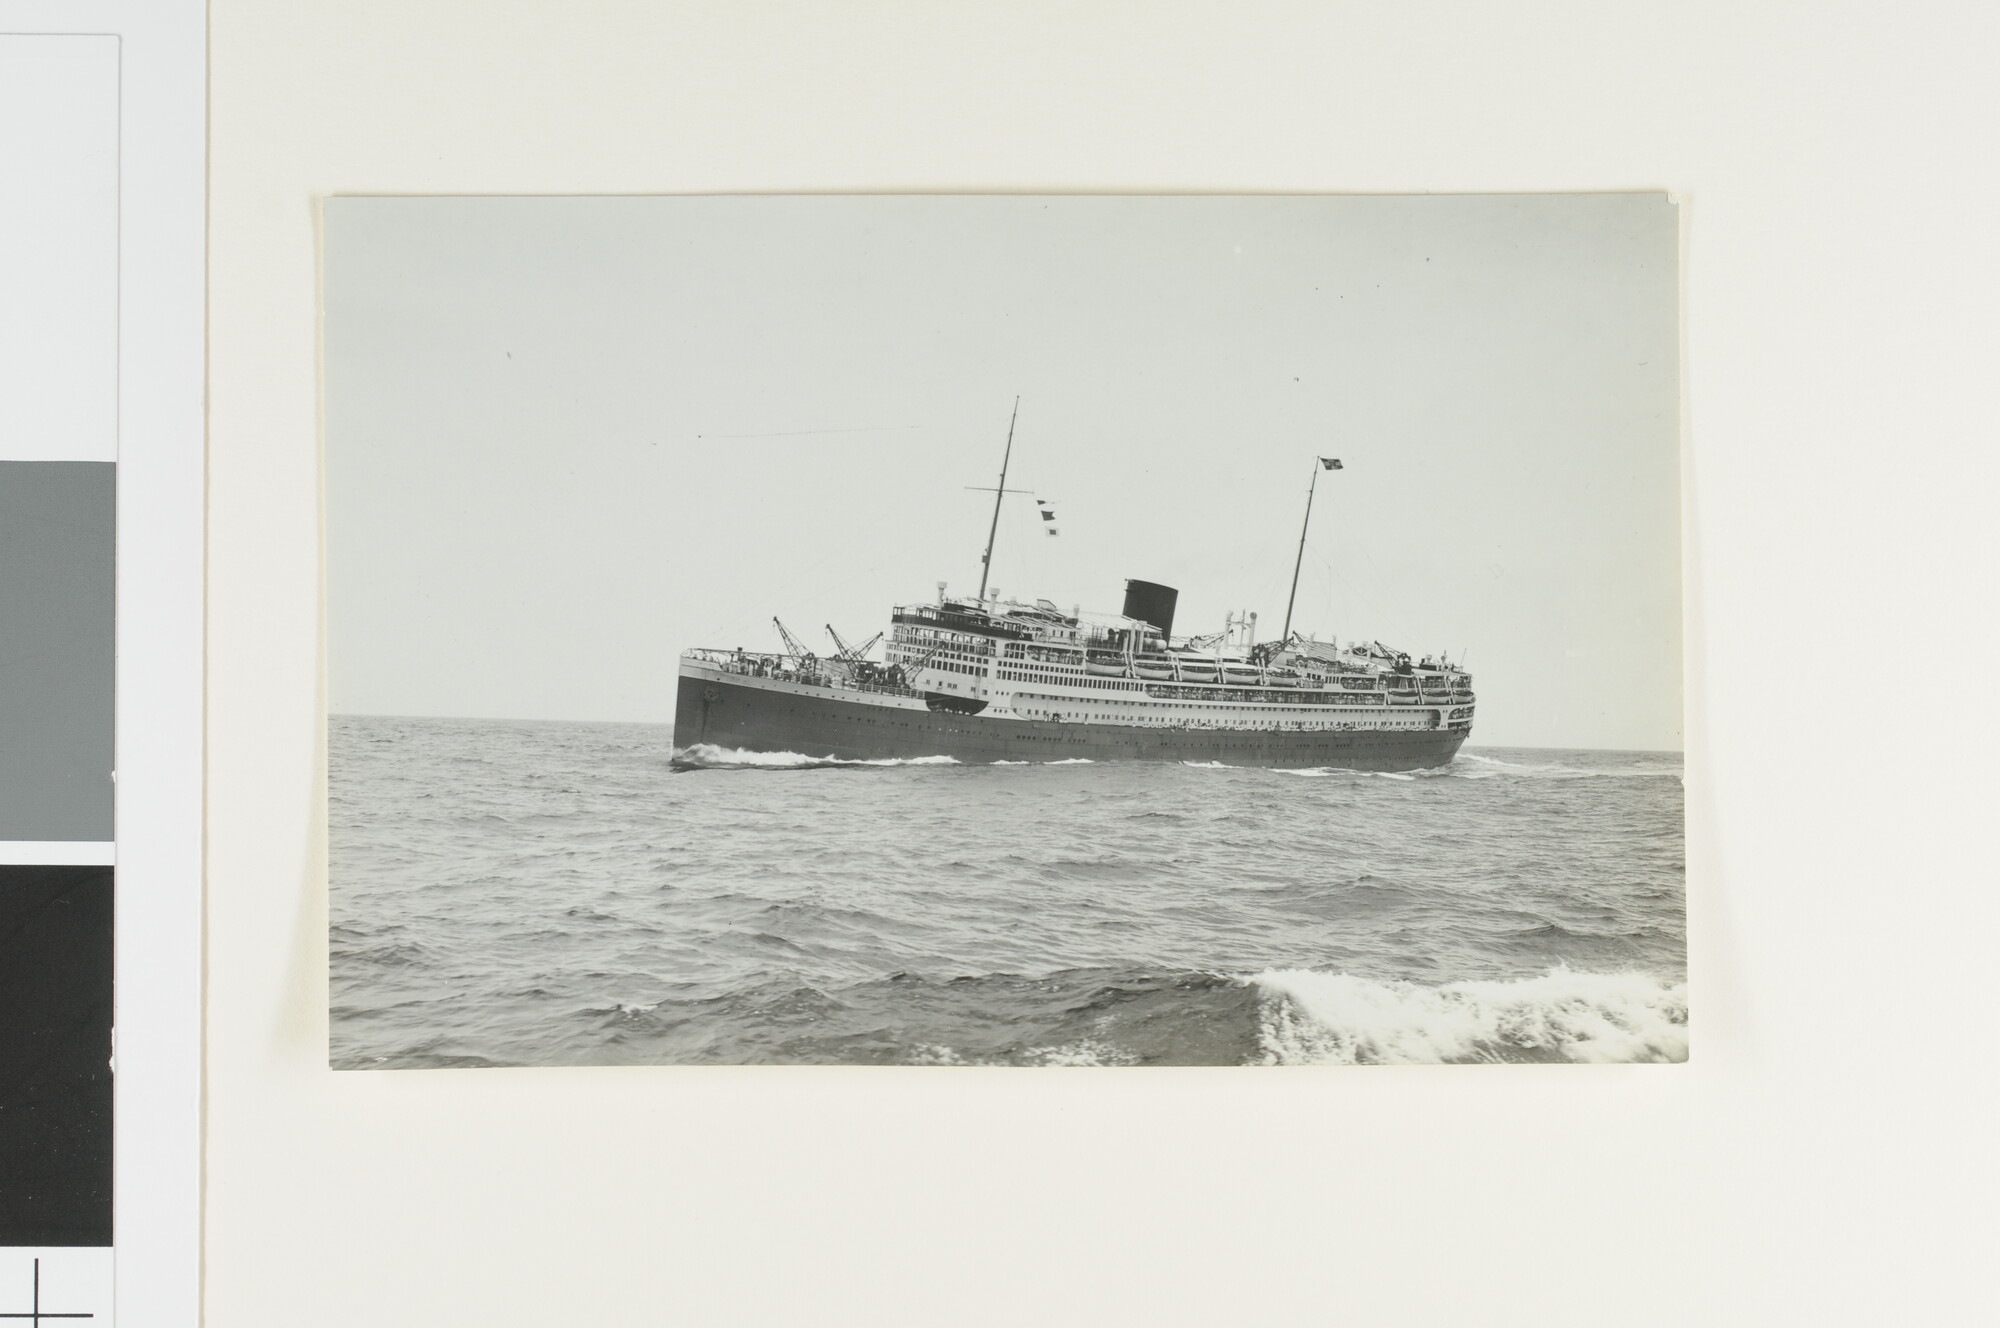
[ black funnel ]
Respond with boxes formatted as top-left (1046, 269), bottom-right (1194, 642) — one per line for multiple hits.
top-left (1122, 579), bottom-right (1179, 639)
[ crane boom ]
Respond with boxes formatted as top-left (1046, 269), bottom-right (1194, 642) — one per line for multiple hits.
top-left (826, 625), bottom-right (883, 662)
top-left (895, 640), bottom-right (952, 686)
top-left (772, 617), bottom-right (812, 661)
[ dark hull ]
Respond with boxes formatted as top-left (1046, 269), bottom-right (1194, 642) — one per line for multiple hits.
top-left (675, 674), bottom-right (1468, 772)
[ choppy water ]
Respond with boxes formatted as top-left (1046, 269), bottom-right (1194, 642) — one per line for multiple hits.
top-left (329, 715), bottom-right (1686, 1067)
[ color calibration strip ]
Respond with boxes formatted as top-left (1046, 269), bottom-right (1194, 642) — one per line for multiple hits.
top-left (2, 31), bottom-right (121, 1327)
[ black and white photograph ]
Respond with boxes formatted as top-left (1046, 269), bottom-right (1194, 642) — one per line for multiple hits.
top-left (325, 193), bottom-right (1683, 1068)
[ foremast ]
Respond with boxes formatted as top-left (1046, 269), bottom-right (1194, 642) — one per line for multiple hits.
top-left (973, 397), bottom-right (1022, 602)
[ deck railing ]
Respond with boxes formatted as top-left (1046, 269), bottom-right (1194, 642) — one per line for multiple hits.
top-left (683, 648), bottom-right (922, 699)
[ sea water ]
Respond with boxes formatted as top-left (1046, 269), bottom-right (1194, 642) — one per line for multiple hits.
top-left (329, 715), bottom-right (1686, 1067)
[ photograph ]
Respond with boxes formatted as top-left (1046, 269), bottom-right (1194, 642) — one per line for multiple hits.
top-left (324, 193), bottom-right (1684, 1068)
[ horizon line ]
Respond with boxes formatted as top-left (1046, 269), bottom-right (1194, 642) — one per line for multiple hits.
top-left (326, 711), bottom-right (1683, 757)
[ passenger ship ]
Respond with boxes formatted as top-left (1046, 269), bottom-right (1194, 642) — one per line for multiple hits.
top-left (674, 408), bottom-right (1474, 771)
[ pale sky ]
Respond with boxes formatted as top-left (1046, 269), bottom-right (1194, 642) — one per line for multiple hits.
top-left (325, 194), bottom-right (1680, 750)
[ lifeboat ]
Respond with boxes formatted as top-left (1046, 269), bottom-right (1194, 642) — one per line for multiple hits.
top-left (1132, 656), bottom-right (1176, 681)
top-left (1085, 653), bottom-right (1129, 677)
top-left (1221, 661), bottom-right (1261, 683)
top-left (1176, 658), bottom-right (1220, 681)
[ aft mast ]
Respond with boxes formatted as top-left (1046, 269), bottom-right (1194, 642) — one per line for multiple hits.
top-left (1280, 456), bottom-right (1343, 644)
top-left (975, 397), bottom-right (1021, 602)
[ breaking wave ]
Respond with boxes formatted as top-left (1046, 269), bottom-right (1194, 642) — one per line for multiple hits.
top-left (670, 743), bottom-right (959, 771)
top-left (1252, 967), bottom-right (1688, 1065)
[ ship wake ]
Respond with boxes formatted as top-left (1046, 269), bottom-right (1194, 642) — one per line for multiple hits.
top-left (670, 743), bottom-right (959, 772)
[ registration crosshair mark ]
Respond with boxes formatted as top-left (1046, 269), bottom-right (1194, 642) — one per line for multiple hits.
top-left (0, 1261), bottom-right (94, 1324)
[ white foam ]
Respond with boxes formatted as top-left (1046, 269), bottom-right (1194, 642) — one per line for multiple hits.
top-left (1025, 1039), bottom-right (1138, 1067)
top-left (1251, 967), bottom-right (1688, 1065)
top-left (906, 1044), bottom-right (968, 1065)
top-left (1265, 765), bottom-right (1423, 779)
top-left (904, 1039), bottom-right (1136, 1067)
top-left (986, 758), bottom-right (1094, 766)
top-left (1455, 752), bottom-right (1589, 779)
top-left (1179, 760), bottom-right (1233, 769)
top-left (1459, 753), bottom-right (1531, 770)
top-left (671, 743), bottom-right (958, 769)
top-left (581, 1001), bottom-right (659, 1018)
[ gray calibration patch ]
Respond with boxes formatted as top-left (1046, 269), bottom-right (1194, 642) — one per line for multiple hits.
top-left (0, 462), bottom-right (113, 841)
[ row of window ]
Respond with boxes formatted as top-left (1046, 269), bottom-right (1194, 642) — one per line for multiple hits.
top-left (997, 669), bottom-right (1143, 691)
top-left (1005, 690), bottom-right (1442, 729)
top-left (897, 636), bottom-right (1471, 704)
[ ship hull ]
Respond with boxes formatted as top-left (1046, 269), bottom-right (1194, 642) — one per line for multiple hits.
top-left (675, 672), bottom-right (1469, 772)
